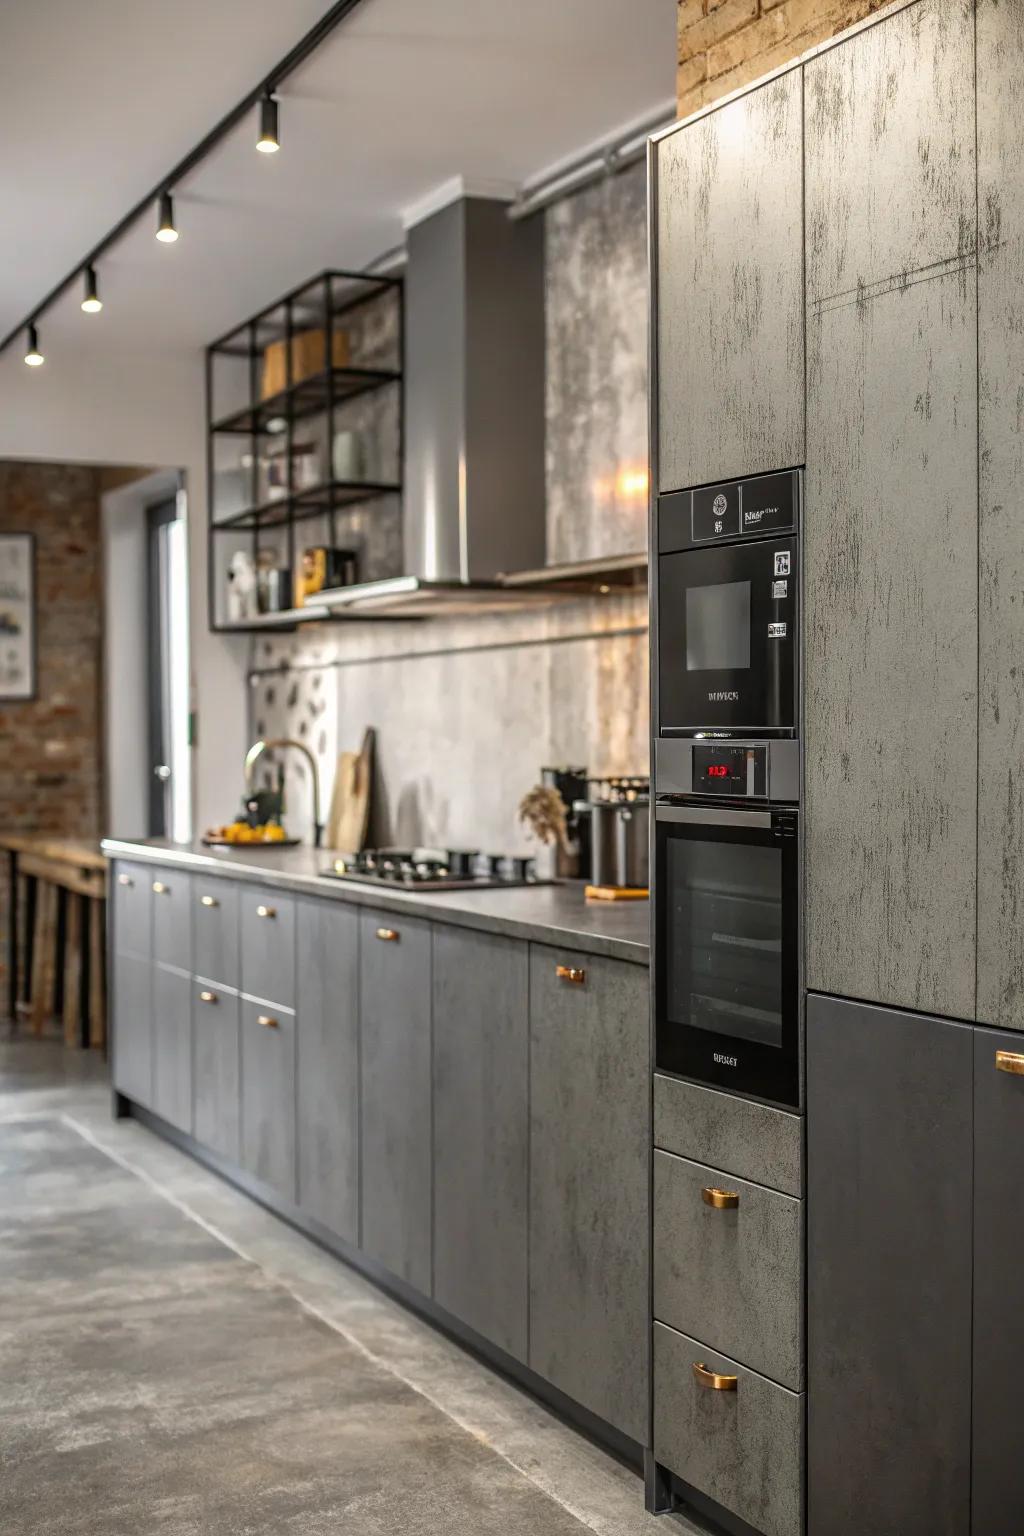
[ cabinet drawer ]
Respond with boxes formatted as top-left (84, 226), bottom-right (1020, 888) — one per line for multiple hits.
top-left (193, 980), bottom-right (240, 1162)
top-left (654, 1321), bottom-right (803, 1536)
top-left (240, 886), bottom-right (295, 1009)
top-left (240, 997), bottom-right (296, 1201)
top-left (654, 1149), bottom-right (802, 1390)
top-left (152, 963), bottom-right (192, 1135)
top-left (151, 869), bottom-right (192, 972)
top-left (193, 877), bottom-right (239, 990)
top-left (654, 1073), bottom-right (802, 1197)
top-left (112, 861), bottom-right (152, 959)
top-left (112, 949), bottom-right (152, 1106)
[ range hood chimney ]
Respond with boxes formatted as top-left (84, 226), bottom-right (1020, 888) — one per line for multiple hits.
top-left (403, 193), bottom-right (546, 584)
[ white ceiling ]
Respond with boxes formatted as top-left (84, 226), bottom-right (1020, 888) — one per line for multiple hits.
top-left (0, 0), bottom-right (674, 356)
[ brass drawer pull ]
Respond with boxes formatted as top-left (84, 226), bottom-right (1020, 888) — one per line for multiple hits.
top-left (556, 964), bottom-right (586, 985)
top-left (256, 904), bottom-right (276, 920)
top-left (152, 881), bottom-right (169, 895)
top-left (200, 894), bottom-right (219, 909)
top-left (257, 1014), bottom-right (279, 1030)
top-left (702, 1187), bottom-right (740, 1210)
top-left (996, 1050), bottom-right (1024, 1076)
top-left (199, 990), bottom-right (218, 1005)
top-left (693, 1362), bottom-right (738, 1392)
top-left (117, 873), bottom-right (134, 888)
top-left (376, 927), bottom-right (399, 942)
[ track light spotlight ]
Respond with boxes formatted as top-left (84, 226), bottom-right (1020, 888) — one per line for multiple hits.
top-left (81, 265), bottom-right (102, 314)
top-left (156, 191), bottom-right (179, 243)
top-left (257, 93), bottom-right (280, 153)
top-left (24, 324), bottom-right (44, 366)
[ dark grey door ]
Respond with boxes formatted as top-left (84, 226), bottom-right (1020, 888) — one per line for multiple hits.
top-left (529, 945), bottom-right (649, 1442)
top-left (193, 980), bottom-right (240, 1162)
top-left (359, 909), bottom-right (432, 1293)
top-left (296, 897), bottom-right (359, 1246)
top-left (151, 963), bottom-right (192, 1134)
top-left (112, 950), bottom-right (152, 1107)
top-left (972, 1025), bottom-right (1024, 1536)
top-left (240, 998), bottom-right (296, 1201)
top-left (806, 993), bottom-right (972, 1536)
top-left (433, 925), bottom-right (529, 1360)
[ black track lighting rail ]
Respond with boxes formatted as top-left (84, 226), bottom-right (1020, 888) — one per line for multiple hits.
top-left (0, 0), bottom-right (367, 358)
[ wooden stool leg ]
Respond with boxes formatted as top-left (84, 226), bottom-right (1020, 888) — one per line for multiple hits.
top-left (30, 880), bottom-right (56, 1035)
top-left (89, 897), bottom-right (106, 1051)
top-left (63, 895), bottom-right (83, 1047)
top-left (53, 886), bottom-right (67, 1018)
top-left (21, 873), bottom-right (37, 1012)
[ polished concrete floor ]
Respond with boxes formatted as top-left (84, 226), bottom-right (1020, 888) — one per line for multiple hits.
top-left (0, 1038), bottom-right (692, 1535)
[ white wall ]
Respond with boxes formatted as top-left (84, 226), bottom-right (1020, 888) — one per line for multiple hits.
top-left (0, 343), bottom-right (247, 834)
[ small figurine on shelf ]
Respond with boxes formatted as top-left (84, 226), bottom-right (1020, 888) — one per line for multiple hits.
top-left (226, 550), bottom-right (258, 622)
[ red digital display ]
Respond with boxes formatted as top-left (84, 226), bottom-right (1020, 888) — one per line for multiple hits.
top-left (706, 764), bottom-right (731, 779)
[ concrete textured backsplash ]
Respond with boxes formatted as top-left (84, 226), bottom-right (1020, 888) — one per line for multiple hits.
top-left (246, 168), bottom-right (650, 850)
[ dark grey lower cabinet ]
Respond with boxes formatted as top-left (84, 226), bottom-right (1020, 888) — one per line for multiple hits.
top-left (240, 997), bottom-right (296, 1201)
top-left (972, 1025), bottom-right (1024, 1536)
top-left (529, 946), bottom-right (649, 1443)
top-left (112, 950), bottom-right (153, 1107)
top-left (192, 980), bottom-right (240, 1162)
top-left (807, 994), bottom-right (973, 1536)
top-left (432, 925), bottom-right (529, 1361)
top-left (151, 963), bottom-right (192, 1134)
top-left (296, 898), bottom-right (360, 1246)
top-left (359, 909), bottom-right (432, 1293)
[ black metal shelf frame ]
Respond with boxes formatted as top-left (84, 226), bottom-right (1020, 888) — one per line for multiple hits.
top-left (206, 267), bottom-right (404, 634)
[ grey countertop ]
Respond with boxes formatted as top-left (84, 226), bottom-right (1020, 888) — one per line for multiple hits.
top-left (102, 838), bottom-right (650, 966)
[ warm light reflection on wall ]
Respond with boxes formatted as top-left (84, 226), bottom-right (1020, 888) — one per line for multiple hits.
top-left (593, 465), bottom-right (650, 504)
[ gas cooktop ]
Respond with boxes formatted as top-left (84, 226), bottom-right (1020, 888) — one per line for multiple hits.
top-left (319, 847), bottom-right (548, 893)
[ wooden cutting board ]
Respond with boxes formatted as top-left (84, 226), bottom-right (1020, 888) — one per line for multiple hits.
top-left (325, 727), bottom-right (375, 852)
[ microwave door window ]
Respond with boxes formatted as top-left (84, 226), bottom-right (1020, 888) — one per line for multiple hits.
top-left (686, 579), bottom-right (751, 672)
top-left (666, 838), bottom-right (783, 1049)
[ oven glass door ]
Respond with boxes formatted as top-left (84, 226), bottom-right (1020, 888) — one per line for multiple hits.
top-left (655, 806), bottom-right (799, 1107)
top-left (658, 536), bottom-right (797, 736)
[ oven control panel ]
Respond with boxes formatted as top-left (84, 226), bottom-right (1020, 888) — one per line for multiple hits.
top-left (693, 744), bottom-right (767, 797)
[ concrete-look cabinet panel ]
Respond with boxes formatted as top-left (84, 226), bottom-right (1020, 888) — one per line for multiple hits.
top-left (296, 898), bottom-right (360, 1247)
top-left (803, 4), bottom-right (978, 1018)
top-left (529, 945), bottom-right (648, 1443)
top-left (240, 997), bottom-right (296, 1203)
top-left (654, 1150), bottom-right (802, 1392)
top-left (112, 949), bottom-right (152, 1107)
top-left (151, 963), bottom-right (192, 1134)
top-left (806, 994), bottom-right (972, 1536)
top-left (192, 979), bottom-right (240, 1163)
top-left (192, 876), bottom-right (239, 991)
top-left (655, 68), bottom-right (803, 492)
top-left (359, 909), bottom-right (432, 1294)
top-left (433, 925), bottom-right (529, 1362)
top-left (112, 861), bottom-right (151, 960)
top-left (977, 0), bottom-right (1024, 1030)
top-left (239, 885), bottom-right (295, 1010)
top-left (654, 1321), bottom-right (802, 1536)
top-left (654, 1074), bottom-right (801, 1198)
top-left (151, 869), bottom-right (192, 973)
top-left (972, 1025), bottom-right (1024, 1535)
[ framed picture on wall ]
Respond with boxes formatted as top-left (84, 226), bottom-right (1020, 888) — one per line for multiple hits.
top-left (0, 533), bottom-right (36, 701)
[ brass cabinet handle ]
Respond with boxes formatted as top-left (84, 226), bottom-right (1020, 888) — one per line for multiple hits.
top-left (693, 1362), bottom-right (738, 1392)
top-left (200, 894), bottom-right (219, 909)
top-left (996, 1050), bottom-right (1024, 1076)
top-left (256, 904), bottom-right (276, 919)
top-left (376, 927), bottom-right (399, 942)
top-left (199, 990), bottom-right (218, 1005)
top-left (257, 1014), bottom-right (279, 1029)
top-left (117, 873), bottom-right (134, 887)
top-left (556, 964), bottom-right (586, 985)
top-left (152, 881), bottom-right (169, 895)
top-left (702, 1186), bottom-right (740, 1210)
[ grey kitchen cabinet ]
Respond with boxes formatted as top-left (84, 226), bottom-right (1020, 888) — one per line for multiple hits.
top-left (151, 963), bottom-right (192, 1134)
top-left (654, 1073), bottom-right (801, 1199)
top-left (192, 979), bottom-right (240, 1163)
top-left (529, 945), bottom-right (649, 1443)
top-left (239, 996), bottom-right (296, 1202)
top-left (803, 0), bottom-right (978, 1019)
top-left (806, 993), bottom-right (972, 1536)
top-left (977, 0), bottom-right (1024, 1030)
top-left (296, 897), bottom-right (359, 1246)
top-left (432, 924), bottom-right (529, 1361)
top-left (112, 861), bottom-right (151, 959)
top-left (972, 1026), bottom-right (1024, 1536)
top-left (112, 949), bottom-right (153, 1107)
top-left (151, 869), bottom-right (192, 973)
top-left (359, 908), bottom-right (432, 1293)
top-left (240, 885), bottom-right (295, 1009)
top-left (654, 67), bottom-right (803, 492)
top-left (192, 876), bottom-right (239, 990)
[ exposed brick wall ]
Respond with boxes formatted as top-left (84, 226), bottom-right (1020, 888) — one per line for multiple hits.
top-left (678, 0), bottom-right (891, 117)
top-left (0, 461), bottom-right (104, 982)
